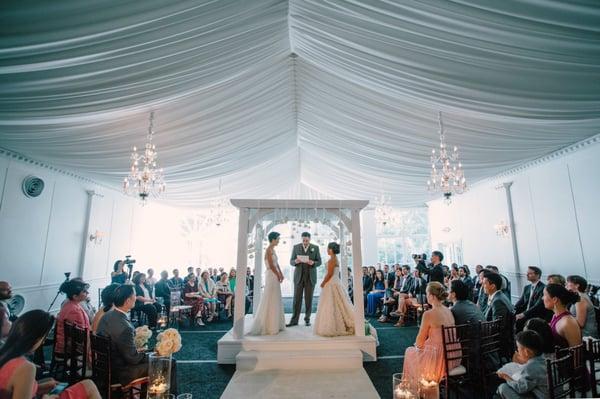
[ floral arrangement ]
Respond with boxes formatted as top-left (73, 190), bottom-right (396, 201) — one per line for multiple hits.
top-left (134, 325), bottom-right (153, 351)
top-left (155, 328), bottom-right (182, 357)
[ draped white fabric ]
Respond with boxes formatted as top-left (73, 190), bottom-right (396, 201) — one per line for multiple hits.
top-left (0, 0), bottom-right (599, 206)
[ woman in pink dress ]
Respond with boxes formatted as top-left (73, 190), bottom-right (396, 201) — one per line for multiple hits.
top-left (0, 310), bottom-right (100, 399)
top-left (402, 282), bottom-right (461, 383)
top-left (55, 280), bottom-right (91, 355)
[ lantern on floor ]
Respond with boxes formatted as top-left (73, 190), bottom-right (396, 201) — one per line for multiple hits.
top-left (393, 372), bottom-right (418, 399)
top-left (147, 353), bottom-right (172, 399)
top-left (418, 347), bottom-right (439, 399)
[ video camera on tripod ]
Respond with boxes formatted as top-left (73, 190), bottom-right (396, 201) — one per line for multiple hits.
top-left (124, 255), bottom-right (136, 279)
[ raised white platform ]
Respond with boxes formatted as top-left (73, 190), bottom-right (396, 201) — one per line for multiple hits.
top-left (220, 368), bottom-right (380, 399)
top-left (217, 314), bottom-right (378, 365)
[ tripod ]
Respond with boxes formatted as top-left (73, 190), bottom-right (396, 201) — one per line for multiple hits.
top-left (48, 272), bottom-right (71, 312)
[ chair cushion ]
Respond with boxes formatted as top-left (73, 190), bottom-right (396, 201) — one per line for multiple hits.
top-left (448, 365), bottom-right (466, 376)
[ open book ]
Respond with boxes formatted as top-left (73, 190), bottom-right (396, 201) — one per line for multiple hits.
top-left (498, 362), bottom-right (524, 380)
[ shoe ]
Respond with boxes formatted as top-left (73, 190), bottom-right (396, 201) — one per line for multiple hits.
top-left (390, 311), bottom-right (401, 317)
top-left (286, 322), bottom-right (298, 327)
top-left (196, 318), bottom-right (205, 326)
top-left (305, 321), bottom-right (311, 327)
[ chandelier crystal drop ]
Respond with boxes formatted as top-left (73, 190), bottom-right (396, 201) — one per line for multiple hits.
top-left (427, 111), bottom-right (467, 204)
top-left (123, 111), bottom-right (166, 204)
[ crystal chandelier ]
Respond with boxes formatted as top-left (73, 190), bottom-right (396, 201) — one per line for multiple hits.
top-left (205, 179), bottom-right (231, 227)
top-left (374, 192), bottom-right (395, 226)
top-left (123, 111), bottom-right (166, 204)
top-left (427, 112), bottom-right (466, 204)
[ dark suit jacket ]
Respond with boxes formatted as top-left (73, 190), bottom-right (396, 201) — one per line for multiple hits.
top-left (154, 279), bottom-right (171, 304)
top-left (362, 275), bottom-right (373, 293)
top-left (420, 263), bottom-right (445, 285)
top-left (514, 281), bottom-right (547, 320)
top-left (451, 300), bottom-right (484, 326)
top-left (289, 243), bottom-right (322, 285)
top-left (96, 309), bottom-right (148, 385)
top-left (409, 276), bottom-right (427, 297)
top-left (485, 291), bottom-right (515, 358)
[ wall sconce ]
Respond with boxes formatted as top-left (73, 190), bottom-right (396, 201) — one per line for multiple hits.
top-left (89, 230), bottom-right (105, 245)
top-left (494, 221), bottom-right (510, 238)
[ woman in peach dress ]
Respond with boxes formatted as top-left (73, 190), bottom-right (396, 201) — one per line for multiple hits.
top-left (402, 282), bottom-right (461, 383)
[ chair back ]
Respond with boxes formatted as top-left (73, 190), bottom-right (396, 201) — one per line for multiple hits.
top-left (442, 323), bottom-right (474, 378)
top-left (546, 353), bottom-right (575, 399)
top-left (479, 318), bottom-right (502, 362)
top-left (68, 324), bottom-right (88, 384)
top-left (555, 343), bottom-right (588, 394)
top-left (586, 338), bottom-right (600, 397)
top-left (63, 320), bottom-right (74, 355)
top-left (170, 290), bottom-right (182, 307)
top-left (90, 333), bottom-right (113, 399)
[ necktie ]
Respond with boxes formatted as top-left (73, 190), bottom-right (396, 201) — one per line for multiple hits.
top-left (527, 285), bottom-right (535, 310)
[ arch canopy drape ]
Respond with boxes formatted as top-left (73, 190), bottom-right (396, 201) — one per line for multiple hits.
top-left (1, 0), bottom-right (599, 207)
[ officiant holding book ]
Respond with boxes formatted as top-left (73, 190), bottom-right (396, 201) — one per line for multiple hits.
top-left (287, 232), bottom-right (322, 327)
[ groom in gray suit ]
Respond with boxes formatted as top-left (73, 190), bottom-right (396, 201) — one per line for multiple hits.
top-left (287, 232), bottom-right (322, 326)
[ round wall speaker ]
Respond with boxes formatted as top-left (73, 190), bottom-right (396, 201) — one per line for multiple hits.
top-left (22, 175), bottom-right (45, 198)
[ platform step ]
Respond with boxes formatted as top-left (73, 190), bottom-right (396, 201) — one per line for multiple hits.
top-left (236, 349), bottom-right (363, 371)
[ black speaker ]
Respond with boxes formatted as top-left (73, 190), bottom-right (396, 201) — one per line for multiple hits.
top-left (22, 175), bottom-right (45, 198)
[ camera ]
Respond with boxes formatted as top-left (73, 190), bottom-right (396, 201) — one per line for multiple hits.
top-left (124, 255), bottom-right (136, 268)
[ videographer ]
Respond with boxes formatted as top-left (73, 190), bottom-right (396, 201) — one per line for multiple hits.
top-left (111, 260), bottom-right (128, 284)
top-left (416, 251), bottom-right (445, 286)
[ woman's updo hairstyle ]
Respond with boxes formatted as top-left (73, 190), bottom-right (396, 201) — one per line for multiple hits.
top-left (426, 281), bottom-right (449, 301)
top-left (268, 231), bottom-right (280, 243)
top-left (546, 283), bottom-right (580, 306)
top-left (328, 242), bottom-right (340, 254)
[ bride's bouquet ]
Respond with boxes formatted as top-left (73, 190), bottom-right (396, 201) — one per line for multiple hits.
top-left (155, 328), bottom-right (182, 357)
top-left (134, 325), bottom-right (153, 351)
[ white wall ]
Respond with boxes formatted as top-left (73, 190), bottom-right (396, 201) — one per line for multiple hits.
top-left (0, 153), bottom-right (136, 313)
top-left (428, 138), bottom-right (600, 297)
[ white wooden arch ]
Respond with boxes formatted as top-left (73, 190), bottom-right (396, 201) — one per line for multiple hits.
top-left (230, 199), bottom-right (369, 339)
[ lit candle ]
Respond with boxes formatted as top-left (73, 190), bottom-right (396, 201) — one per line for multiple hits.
top-left (394, 386), bottom-right (416, 399)
top-left (419, 379), bottom-right (439, 399)
top-left (148, 382), bottom-right (168, 394)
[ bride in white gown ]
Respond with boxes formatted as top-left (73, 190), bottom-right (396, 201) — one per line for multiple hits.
top-left (249, 231), bottom-right (286, 335)
top-left (314, 242), bottom-right (355, 337)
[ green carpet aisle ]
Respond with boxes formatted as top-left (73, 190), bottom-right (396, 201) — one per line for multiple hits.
top-left (174, 297), bottom-right (418, 398)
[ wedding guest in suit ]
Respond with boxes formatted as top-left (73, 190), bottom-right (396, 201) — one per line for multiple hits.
top-left (566, 275), bottom-right (599, 338)
top-left (483, 270), bottom-right (515, 359)
top-left (473, 265), bottom-right (484, 301)
top-left (199, 271), bottom-right (218, 322)
top-left (497, 330), bottom-right (548, 399)
top-left (543, 283), bottom-right (582, 349)
top-left (395, 269), bottom-right (427, 327)
top-left (132, 273), bottom-right (161, 328)
top-left (477, 269), bottom-right (489, 313)
top-left (168, 269), bottom-right (184, 292)
top-left (0, 310), bottom-right (100, 399)
top-left (195, 267), bottom-right (202, 279)
top-left (450, 279), bottom-right (484, 326)
top-left (183, 274), bottom-right (205, 326)
top-left (154, 271), bottom-right (171, 314)
top-left (382, 264), bottom-right (395, 288)
top-left (458, 266), bottom-right (474, 301)
top-left (145, 268), bottom-right (157, 294)
top-left (514, 267), bottom-right (549, 331)
top-left (366, 270), bottom-right (386, 316)
top-left (55, 279), bottom-right (91, 355)
top-left (486, 265), bottom-right (511, 299)
top-left (546, 274), bottom-right (566, 286)
top-left (379, 266), bottom-right (412, 323)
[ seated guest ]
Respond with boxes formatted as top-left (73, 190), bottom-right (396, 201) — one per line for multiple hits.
top-left (183, 274), bottom-right (205, 326)
top-left (145, 268), bottom-right (157, 294)
top-left (92, 283), bottom-right (120, 333)
top-left (61, 278), bottom-right (96, 323)
top-left (523, 318), bottom-right (555, 358)
top-left (228, 269), bottom-right (237, 293)
top-left (476, 269), bottom-right (489, 313)
top-left (402, 282), bottom-right (460, 383)
top-left (96, 285), bottom-right (177, 393)
top-left (216, 273), bottom-right (233, 319)
top-left (486, 265), bottom-right (511, 299)
top-left (472, 265), bottom-right (483, 302)
top-left (168, 269), bottom-right (184, 292)
top-left (111, 260), bottom-right (128, 284)
top-left (546, 274), bottom-right (566, 286)
top-left (132, 273), bottom-right (162, 329)
top-left (0, 310), bottom-right (100, 399)
top-left (199, 271), bottom-right (218, 322)
top-left (394, 269), bottom-right (427, 327)
top-left (514, 266), bottom-right (549, 331)
top-left (566, 275), bottom-right (599, 338)
top-left (458, 266), bottom-right (474, 301)
top-left (154, 270), bottom-right (171, 313)
top-left (483, 270), bottom-right (515, 359)
top-left (55, 279), bottom-right (91, 354)
top-left (450, 279), bottom-right (484, 325)
top-left (362, 267), bottom-right (373, 308)
top-left (380, 266), bottom-right (412, 323)
top-left (366, 270), bottom-right (386, 316)
top-left (497, 330), bottom-right (548, 399)
top-left (543, 283), bottom-right (582, 348)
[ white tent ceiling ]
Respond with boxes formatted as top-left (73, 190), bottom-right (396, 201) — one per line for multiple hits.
top-left (0, 0), bottom-right (599, 207)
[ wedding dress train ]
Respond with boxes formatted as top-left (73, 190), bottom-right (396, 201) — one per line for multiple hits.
top-left (248, 251), bottom-right (286, 335)
top-left (314, 260), bottom-right (355, 337)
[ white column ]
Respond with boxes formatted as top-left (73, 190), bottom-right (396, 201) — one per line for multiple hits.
top-left (233, 207), bottom-right (249, 339)
top-left (339, 221), bottom-right (348, 291)
top-left (252, 225), bottom-right (264, 315)
top-left (361, 208), bottom-right (378, 265)
top-left (351, 209), bottom-right (366, 337)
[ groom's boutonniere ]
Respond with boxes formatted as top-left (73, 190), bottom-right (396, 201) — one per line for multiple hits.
top-left (310, 247), bottom-right (314, 252)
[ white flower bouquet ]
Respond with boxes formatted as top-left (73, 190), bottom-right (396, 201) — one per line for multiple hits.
top-left (155, 328), bottom-right (182, 357)
top-left (134, 325), bottom-right (153, 351)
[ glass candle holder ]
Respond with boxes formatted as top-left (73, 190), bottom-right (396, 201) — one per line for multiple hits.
top-left (147, 353), bottom-right (172, 399)
top-left (393, 373), bottom-right (417, 399)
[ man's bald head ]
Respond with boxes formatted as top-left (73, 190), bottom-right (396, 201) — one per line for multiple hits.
top-left (0, 281), bottom-right (12, 300)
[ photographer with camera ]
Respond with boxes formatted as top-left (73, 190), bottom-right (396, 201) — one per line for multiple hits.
top-left (415, 251), bottom-right (445, 286)
top-left (111, 260), bottom-right (128, 284)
